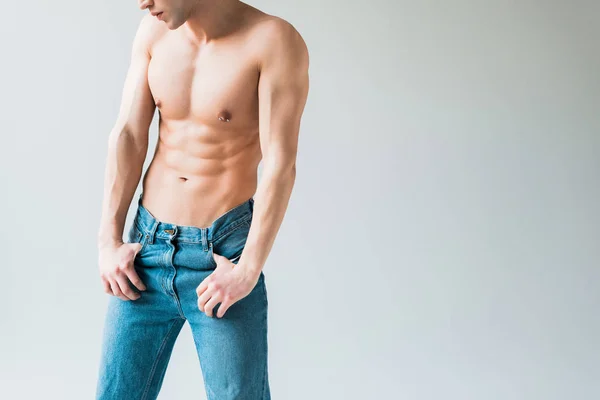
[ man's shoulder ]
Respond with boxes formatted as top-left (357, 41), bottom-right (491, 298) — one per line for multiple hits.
top-left (252, 14), bottom-right (297, 35)
top-left (253, 15), bottom-right (306, 46)
top-left (134, 14), bottom-right (169, 56)
top-left (250, 15), bottom-right (309, 67)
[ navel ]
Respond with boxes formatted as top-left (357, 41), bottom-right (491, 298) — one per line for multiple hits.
top-left (217, 110), bottom-right (232, 122)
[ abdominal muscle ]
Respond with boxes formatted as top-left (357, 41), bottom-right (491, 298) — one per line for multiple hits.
top-left (139, 117), bottom-right (262, 229)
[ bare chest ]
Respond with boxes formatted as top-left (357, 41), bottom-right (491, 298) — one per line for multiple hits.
top-left (147, 35), bottom-right (260, 129)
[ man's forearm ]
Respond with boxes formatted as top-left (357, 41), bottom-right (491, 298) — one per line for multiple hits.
top-left (97, 128), bottom-right (147, 249)
top-left (241, 162), bottom-right (296, 276)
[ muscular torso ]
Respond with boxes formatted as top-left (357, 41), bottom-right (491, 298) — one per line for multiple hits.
top-left (140, 9), bottom-right (267, 229)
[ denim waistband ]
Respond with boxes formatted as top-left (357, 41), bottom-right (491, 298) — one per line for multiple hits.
top-left (133, 192), bottom-right (254, 245)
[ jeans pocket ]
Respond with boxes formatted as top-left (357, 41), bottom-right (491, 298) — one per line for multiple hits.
top-left (208, 241), bottom-right (217, 268)
top-left (126, 221), bottom-right (148, 254)
top-left (211, 218), bottom-right (251, 267)
top-left (259, 272), bottom-right (268, 306)
top-left (207, 241), bottom-right (243, 268)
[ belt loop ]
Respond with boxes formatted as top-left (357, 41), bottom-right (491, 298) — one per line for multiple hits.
top-left (207, 226), bottom-right (213, 249)
top-left (147, 219), bottom-right (159, 245)
top-left (201, 228), bottom-right (209, 251)
top-left (249, 197), bottom-right (254, 213)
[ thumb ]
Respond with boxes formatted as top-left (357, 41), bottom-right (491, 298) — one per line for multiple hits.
top-left (212, 250), bottom-right (225, 262)
top-left (131, 242), bottom-right (143, 255)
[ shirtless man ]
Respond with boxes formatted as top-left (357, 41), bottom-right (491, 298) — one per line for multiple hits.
top-left (95, 0), bottom-right (309, 398)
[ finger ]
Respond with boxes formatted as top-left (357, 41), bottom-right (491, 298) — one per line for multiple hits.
top-left (216, 297), bottom-right (232, 318)
top-left (101, 277), bottom-right (112, 295)
top-left (131, 242), bottom-right (143, 255)
top-left (228, 254), bottom-right (242, 264)
top-left (115, 274), bottom-right (140, 301)
top-left (196, 282), bottom-right (207, 297)
top-left (123, 267), bottom-right (147, 292)
top-left (204, 295), bottom-right (222, 318)
top-left (212, 251), bottom-right (222, 265)
top-left (109, 279), bottom-right (129, 301)
top-left (196, 276), bottom-right (211, 296)
top-left (213, 252), bottom-right (230, 266)
top-left (197, 289), bottom-right (212, 312)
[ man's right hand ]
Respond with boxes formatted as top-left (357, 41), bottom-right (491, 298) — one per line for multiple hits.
top-left (98, 242), bottom-right (147, 301)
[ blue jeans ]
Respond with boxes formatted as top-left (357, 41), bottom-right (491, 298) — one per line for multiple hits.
top-left (96, 194), bottom-right (270, 399)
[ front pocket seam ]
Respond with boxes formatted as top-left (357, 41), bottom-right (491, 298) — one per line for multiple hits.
top-left (212, 215), bottom-right (252, 245)
top-left (208, 242), bottom-right (217, 268)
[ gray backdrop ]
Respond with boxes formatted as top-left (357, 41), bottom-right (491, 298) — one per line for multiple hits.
top-left (1, 0), bottom-right (598, 399)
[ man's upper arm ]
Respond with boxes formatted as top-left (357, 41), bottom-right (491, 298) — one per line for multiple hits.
top-left (114, 15), bottom-right (157, 140)
top-left (257, 19), bottom-right (310, 170)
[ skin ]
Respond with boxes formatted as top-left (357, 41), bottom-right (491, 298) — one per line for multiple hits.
top-left (97, 0), bottom-right (309, 318)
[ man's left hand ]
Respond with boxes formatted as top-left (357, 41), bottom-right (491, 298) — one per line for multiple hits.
top-left (196, 251), bottom-right (258, 318)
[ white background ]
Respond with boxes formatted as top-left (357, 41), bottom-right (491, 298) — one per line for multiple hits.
top-left (0, 1), bottom-right (598, 399)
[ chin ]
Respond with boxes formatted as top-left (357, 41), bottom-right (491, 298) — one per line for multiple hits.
top-left (165, 17), bottom-right (184, 30)
top-left (167, 22), bottom-right (183, 30)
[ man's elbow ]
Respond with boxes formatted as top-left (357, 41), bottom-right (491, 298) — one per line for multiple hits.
top-left (263, 153), bottom-right (296, 177)
top-left (107, 126), bottom-right (149, 156)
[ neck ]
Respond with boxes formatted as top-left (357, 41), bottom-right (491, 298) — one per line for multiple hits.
top-left (183, 0), bottom-right (243, 44)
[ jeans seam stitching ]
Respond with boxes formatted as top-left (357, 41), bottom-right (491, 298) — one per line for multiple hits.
top-left (140, 319), bottom-right (179, 400)
top-left (261, 286), bottom-right (268, 399)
